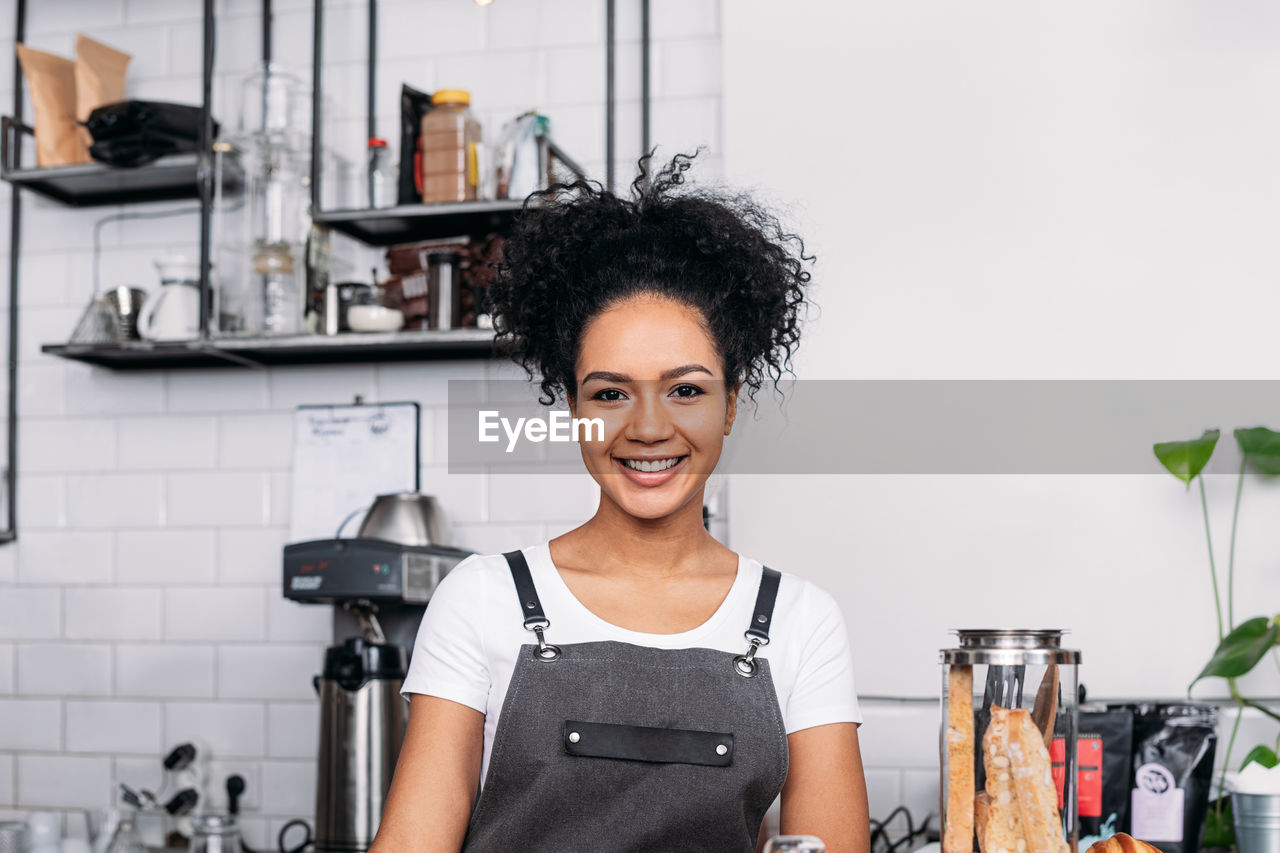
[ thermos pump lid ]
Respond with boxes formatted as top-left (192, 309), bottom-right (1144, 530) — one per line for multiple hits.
top-left (322, 636), bottom-right (407, 691)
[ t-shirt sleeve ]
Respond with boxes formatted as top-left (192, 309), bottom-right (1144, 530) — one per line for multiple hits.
top-left (399, 556), bottom-right (491, 713)
top-left (784, 584), bottom-right (862, 733)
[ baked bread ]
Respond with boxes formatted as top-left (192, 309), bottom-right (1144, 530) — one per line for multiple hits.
top-left (974, 791), bottom-right (992, 853)
top-left (943, 665), bottom-right (975, 853)
top-left (1007, 708), bottom-right (1069, 853)
top-left (1085, 834), bottom-right (1163, 853)
top-left (982, 706), bottom-right (1025, 853)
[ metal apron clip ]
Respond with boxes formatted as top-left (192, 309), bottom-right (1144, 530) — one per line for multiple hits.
top-left (733, 634), bottom-right (767, 677)
top-left (528, 619), bottom-right (561, 662)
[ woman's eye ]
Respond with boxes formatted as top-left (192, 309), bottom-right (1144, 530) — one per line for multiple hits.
top-left (671, 384), bottom-right (705, 398)
top-left (591, 388), bottom-right (626, 402)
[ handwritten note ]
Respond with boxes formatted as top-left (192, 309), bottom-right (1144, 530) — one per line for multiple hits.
top-left (289, 402), bottom-right (420, 542)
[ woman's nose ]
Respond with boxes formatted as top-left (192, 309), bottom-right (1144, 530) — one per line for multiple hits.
top-left (624, 388), bottom-right (674, 443)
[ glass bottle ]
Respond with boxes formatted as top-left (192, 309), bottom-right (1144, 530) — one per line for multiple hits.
top-left (105, 817), bottom-right (145, 853)
top-left (368, 137), bottom-right (397, 209)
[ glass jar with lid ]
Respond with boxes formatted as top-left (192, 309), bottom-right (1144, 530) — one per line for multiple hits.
top-left (420, 89), bottom-right (482, 203)
top-left (939, 629), bottom-right (1081, 853)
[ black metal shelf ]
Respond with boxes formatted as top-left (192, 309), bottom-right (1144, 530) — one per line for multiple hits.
top-left (41, 328), bottom-right (501, 370)
top-left (0, 149), bottom-right (242, 208)
top-left (313, 199), bottom-right (527, 246)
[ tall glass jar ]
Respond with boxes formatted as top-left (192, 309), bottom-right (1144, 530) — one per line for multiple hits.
top-left (420, 89), bottom-right (481, 203)
top-left (940, 630), bottom-right (1081, 853)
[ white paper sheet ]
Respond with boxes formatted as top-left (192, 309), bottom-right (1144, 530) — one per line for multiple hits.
top-left (289, 402), bottom-right (420, 542)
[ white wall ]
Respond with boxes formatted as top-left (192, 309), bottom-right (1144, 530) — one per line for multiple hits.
top-left (0, 0), bottom-right (722, 842)
top-left (723, 0), bottom-right (1280, 825)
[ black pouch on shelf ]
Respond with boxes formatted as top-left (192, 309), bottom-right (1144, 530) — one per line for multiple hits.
top-left (1076, 709), bottom-right (1135, 846)
top-left (89, 129), bottom-right (199, 167)
top-left (398, 84), bottom-right (433, 205)
top-left (84, 100), bottom-right (217, 143)
top-left (1115, 703), bottom-right (1218, 853)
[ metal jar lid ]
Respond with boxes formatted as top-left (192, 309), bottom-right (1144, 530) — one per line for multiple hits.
top-left (939, 628), bottom-right (1081, 666)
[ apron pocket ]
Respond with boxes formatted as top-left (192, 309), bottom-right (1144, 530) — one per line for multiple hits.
top-left (563, 720), bottom-right (734, 767)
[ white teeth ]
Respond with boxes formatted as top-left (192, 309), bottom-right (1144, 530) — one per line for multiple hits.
top-left (622, 457), bottom-right (681, 473)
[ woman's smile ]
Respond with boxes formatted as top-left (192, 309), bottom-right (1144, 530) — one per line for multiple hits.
top-left (613, 454), bottom-right (690, 485)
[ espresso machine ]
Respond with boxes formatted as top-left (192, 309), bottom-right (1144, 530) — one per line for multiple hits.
top-left (284, 493), bottom-right (473, 853)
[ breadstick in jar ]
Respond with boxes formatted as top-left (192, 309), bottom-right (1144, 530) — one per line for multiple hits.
top-left (981, 706), bottom-right (1025, 853)
top-left (975, 791), bottom-right (992, 853)
top-left (943, 665), bottom-right (975, 853)
top-left (1008, 708), bottom-right (1070, 853)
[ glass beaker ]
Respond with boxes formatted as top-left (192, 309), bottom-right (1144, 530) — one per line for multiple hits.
top-left (188, 814), bottom-right (240, 853)
top-left (939, 629), bottom-right (1081, 853)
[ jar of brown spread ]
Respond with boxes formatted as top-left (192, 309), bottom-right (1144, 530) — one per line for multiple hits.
top-left (420, 89), bottom-right (482, 203)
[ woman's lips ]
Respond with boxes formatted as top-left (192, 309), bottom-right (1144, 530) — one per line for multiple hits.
top-left (612, 455), bottom-right (689, 486)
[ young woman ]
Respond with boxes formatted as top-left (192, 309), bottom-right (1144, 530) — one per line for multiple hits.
top-left (371, 155), bottom-right (870, 853)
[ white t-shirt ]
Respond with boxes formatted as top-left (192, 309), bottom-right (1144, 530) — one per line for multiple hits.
top-left (401, 543), bottom-right (862, 783)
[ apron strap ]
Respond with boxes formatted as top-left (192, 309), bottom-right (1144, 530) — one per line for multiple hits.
top-left (502, 550), bottom-right (548, 629)
top-left (745, 567), bottom-right (781, 645)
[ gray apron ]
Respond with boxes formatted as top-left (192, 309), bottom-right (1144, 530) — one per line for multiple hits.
top-left (462, 551), bottom-right (789, 853)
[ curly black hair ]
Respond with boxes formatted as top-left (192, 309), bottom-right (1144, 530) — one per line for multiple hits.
top-left (486, 152), bottom-right (814, 406)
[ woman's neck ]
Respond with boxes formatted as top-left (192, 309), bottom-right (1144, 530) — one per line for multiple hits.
top-left (553, 494), bottom-right (729, 580)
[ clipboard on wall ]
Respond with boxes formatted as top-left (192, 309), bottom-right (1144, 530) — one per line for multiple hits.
top-left (289, 401), bottom-right (421, 543)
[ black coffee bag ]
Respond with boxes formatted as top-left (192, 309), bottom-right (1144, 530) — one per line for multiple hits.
top-left (1119, 703), bottom-right (1218, 853)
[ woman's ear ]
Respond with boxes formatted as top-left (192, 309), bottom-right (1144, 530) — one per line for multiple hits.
top-left (723, 382), bottom-right (740, 436)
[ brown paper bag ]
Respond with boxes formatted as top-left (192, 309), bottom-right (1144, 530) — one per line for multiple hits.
top-left (74, 34), bottom-right (130, 150)
top-left (16, 43), bottom-right (89, 166)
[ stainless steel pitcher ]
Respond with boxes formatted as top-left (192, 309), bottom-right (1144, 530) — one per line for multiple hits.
top-left (313, 636), bottom-right (408, 853)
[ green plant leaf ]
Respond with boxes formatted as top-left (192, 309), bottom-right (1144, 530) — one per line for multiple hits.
top-left (1235, 427), bottom-right (1280, 476)
top-left (1192, 616), bottom-right (1280, 687)
top-left (1154, 429), bottom-right (1220, 485)
top-left (1203, 801), bottom-right (1235, 849)
top-left (1241, 745), bottom-right (1280, 770)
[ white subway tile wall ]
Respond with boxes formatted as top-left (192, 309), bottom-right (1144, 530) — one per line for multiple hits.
top-left (0, 0), bottom-right (726, 832)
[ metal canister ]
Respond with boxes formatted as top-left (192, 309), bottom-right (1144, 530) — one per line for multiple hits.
top-left (939, 630), bottom-right (1082, 853)
top-left (1233, 792), bottom-right (1280, 853)
top-left (313, 636), bottom-right (408, 853)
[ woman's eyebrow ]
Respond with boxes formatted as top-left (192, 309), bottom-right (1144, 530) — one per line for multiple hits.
top-left (579, 364), bottom-right (714, 386)
top-left (660, 364), bottom-right (714, 380)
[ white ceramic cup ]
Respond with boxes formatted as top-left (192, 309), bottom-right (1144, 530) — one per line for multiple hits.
top-left (25, 812), bottom-right (61, 846)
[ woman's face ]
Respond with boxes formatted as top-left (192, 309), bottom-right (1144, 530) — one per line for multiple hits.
top-left (571, 294), bottom-right (737, 522)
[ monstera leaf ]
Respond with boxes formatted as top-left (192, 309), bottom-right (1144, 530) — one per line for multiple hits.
top-left (1191, 616), bottom-right (1280, 687)
top-left (1241, 745), bottom-right (1280, 770)
top-left (1235, 427), bottom-right (1280, 476)
top-left (1154, 429), bottom-right (1220, 486)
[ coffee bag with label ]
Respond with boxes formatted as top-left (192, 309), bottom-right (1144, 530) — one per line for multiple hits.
top-left (1122, 704), bottom-right (1217, 853)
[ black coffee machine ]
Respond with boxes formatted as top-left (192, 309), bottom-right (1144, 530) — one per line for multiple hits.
top-left (284, 506), bottom-right (472, 853)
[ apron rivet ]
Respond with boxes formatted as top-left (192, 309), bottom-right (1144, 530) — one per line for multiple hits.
top-left (756, 614), bottom-right (768, 624)
top-left (568, 731), bottom-right (581, 743)
top-left (526, 601), bottom-right (536, 609)
top-left (716, 744), bottom-right (728, 756)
